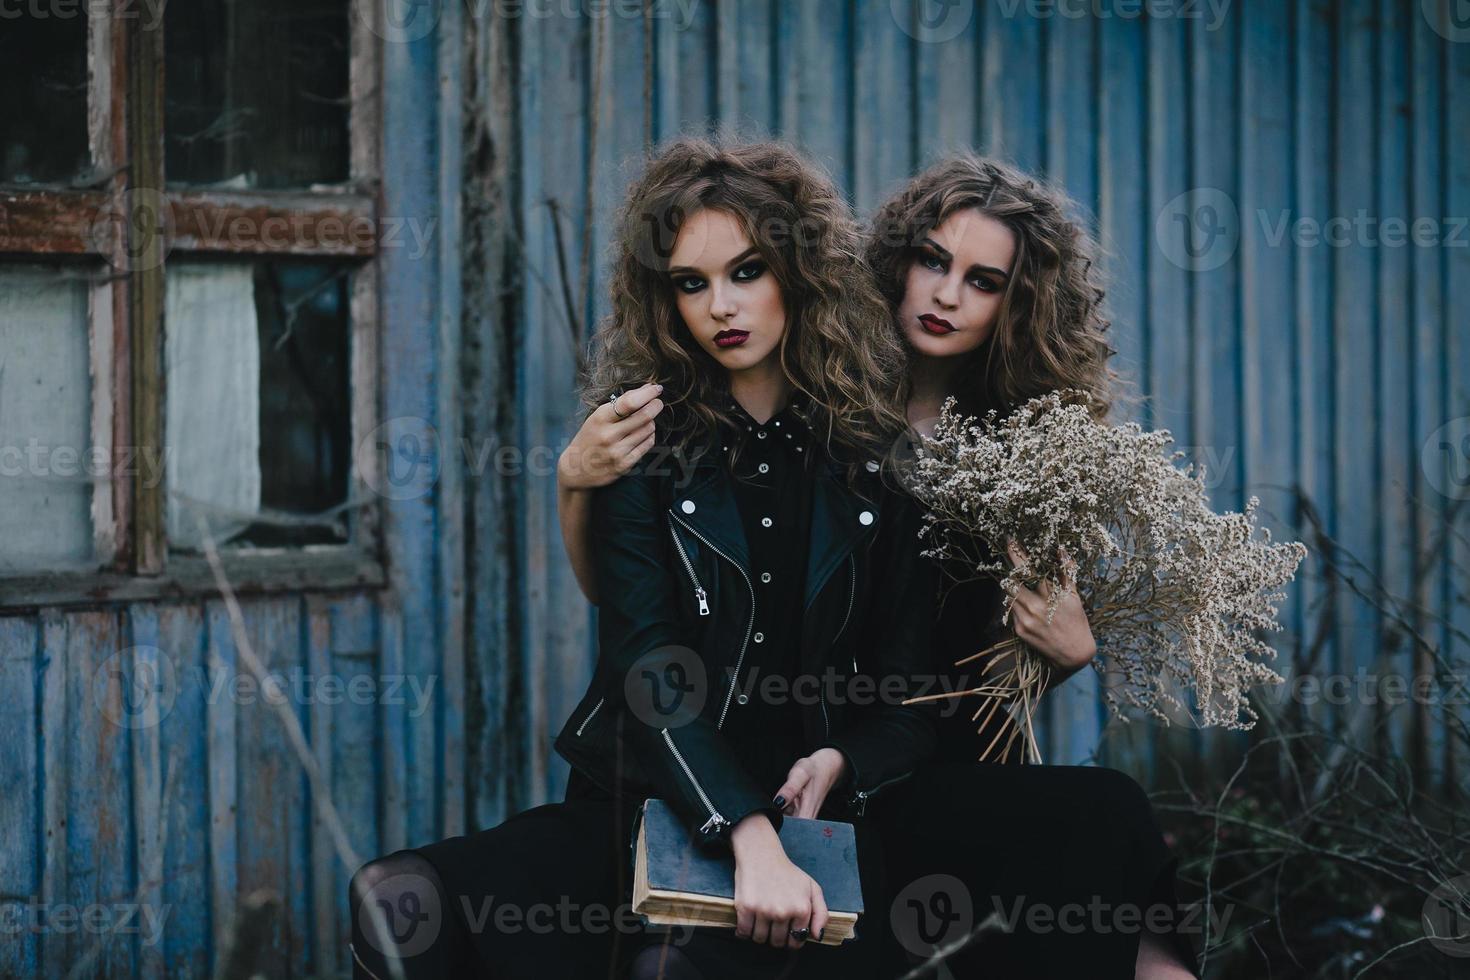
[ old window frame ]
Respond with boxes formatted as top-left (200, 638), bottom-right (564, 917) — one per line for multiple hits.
top-left (0, 2), bottom-right (386, 609)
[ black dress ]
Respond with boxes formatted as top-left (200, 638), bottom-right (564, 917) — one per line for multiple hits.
top-left (869, 572), bottom-right (1201, 978)
top-left (400, 396), bottom-right (895, 980)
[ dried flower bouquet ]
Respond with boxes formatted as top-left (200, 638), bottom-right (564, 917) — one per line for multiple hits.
top-left (901, 390), bottom-right (1308, 763)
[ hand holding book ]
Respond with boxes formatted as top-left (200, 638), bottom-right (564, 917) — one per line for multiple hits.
top-left (632, 799), bottom-right (863, 946)
top-left (730, 815), bottom-right (829, 947)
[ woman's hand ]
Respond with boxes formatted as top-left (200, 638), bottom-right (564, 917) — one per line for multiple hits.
top-left (772, 748), bottom-right (848, 820)
top-left (729, 814), bottom-right (829, 948)
top-left (555, 382), bottom-right (665, 491)
top-left (1004, 539), bottom-right (1097, 677)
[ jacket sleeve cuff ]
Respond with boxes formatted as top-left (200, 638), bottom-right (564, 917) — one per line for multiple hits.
top-left (815, 740), bottom-right (860, 796)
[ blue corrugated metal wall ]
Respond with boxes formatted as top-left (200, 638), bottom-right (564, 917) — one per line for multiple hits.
top-left (493, 0), bottom-right (1468, 797)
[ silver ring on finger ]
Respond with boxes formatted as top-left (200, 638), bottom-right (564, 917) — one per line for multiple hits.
top-left (607, 392), bottom-right (629, 420)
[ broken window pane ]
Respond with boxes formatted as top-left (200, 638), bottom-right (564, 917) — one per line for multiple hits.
top-left (0, 264), bottom-right (95, 573)
top-left (164, 0), bottom-right (350, 189)
top-left (165, 260), bottom-right (352, 551)
top-left (0, 11), bottom-right (89, 185)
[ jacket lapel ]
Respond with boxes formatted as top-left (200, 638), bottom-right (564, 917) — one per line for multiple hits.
top-left (803, 454), bottom-right (880, 611)
top-left (668, 438), bottom-right (881, 611)
top-left (667, 455), bottom-right (750, 570)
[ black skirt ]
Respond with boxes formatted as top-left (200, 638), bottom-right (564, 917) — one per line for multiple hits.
top-left (871, 761), bottom-right (1198, 979)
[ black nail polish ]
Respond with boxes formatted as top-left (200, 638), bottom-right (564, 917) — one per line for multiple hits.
top-left (773, 795), bottom-right (785, 807)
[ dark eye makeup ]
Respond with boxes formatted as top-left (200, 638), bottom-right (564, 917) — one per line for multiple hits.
top-left (670, 259), bottom-right (766, 294)
top-left (915, 245), bottom-right (1003, 293)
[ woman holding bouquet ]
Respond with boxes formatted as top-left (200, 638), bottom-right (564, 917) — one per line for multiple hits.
top-left (558, 155), bottom-right (1198, 978)
top-left (350, 137), bottom-right (943, 980)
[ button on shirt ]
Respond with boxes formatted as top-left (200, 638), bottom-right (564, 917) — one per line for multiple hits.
top-left (718, 392), bottom-right (816, 751)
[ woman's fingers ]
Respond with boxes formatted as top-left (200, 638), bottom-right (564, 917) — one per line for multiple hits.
top-left (623, 429), bottom-right (656, 468)
top-left (609, 421), bottom-right (656, 460)
top-left (750, 910), bottom-right (772, 946)
top-left (796, 792), bottom-right (819, 820)
top-left (808, 882), bottom-right (830, 944)
top-left (602, 383), bottom-right (664, 426)
top-left (774, 764), bottom-right (811, 816)
top-left (734, 903), bottom-right (755, 941)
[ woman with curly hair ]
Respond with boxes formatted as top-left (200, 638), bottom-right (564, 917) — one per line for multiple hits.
top-left (349, 137), bottom-right (943, 980)
top-left (558, 154), bottom-right (1199, 979)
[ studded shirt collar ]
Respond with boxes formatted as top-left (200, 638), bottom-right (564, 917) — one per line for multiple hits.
top-left (720, 390), bottom-right (814, 457)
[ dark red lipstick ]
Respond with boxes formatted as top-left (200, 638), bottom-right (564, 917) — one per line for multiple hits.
top-left (918, 314), bottom-right (956, 335)
top-left (713, 329), bottom-right (750, 348)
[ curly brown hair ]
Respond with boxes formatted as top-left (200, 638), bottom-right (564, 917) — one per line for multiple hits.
top-left (864, 155), bottom-right (1121, 422)
top-left (582, 137), bottom-right (911, 485)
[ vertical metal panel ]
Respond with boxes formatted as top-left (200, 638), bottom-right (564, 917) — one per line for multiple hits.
top-left (1293, 0), bottom-right (1338, 723)
top-left (38, 610), bottom-right (135, 977)
top-left (1334, 0), bottom-right (1382, 690)
top-left (203, 600), bottom-right (238, 970)
top-left (915, 1), bottom-right (981, 161)
top-left (304, 597), bottom-right (337, 976)
top-left (776, 0), bottom-right (852, 186)
top-left (852, 3), bottom-right (915, 211)
top-left (231, 598), bottom-right (309, 976)
top-left (124, 605), bottom-right (165, 980)
top-left (0, 617), bottom-right (40, 978)
top-left (1240, 0), bottom-right (1298, 695)
top-left (518, 3), bottom-right (598, 802)
top-left (717, 0), bottom-right (779, 135)
top-left (323, 593), bottom-right (382, 969)
top-left (436, 0), bottom-right (469, 844)
top-left (146, 603), bottom-right (211, 980)
top-left (1410, 2), bottom-right (1448, 786)
top-left (981, 2), bottom-right (1044, 175)
top-left (1446, 11), bottom-right (1470, 784)
top-left (1376, 0), bottom-right (1414, 756)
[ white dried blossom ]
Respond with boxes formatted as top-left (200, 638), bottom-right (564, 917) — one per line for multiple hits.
top-left (905, 390), bottom-right (1308, 731)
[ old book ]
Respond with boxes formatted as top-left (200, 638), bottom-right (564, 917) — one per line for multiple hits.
top-left (631, 798), bottom-right (863, 945)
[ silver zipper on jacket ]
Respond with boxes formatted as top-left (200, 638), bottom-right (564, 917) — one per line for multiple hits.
top-left (849, 770), bottom-right (913, 817)
top-left (575, 697), bottom-right (605, 736)
top-left (668, 510), bottom-right (754, 731)
top-left (662, 728), bottom-right (730, 834)
top-left (667, 518), bottom-right (710, 616)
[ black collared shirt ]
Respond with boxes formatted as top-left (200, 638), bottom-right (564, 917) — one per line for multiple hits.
top-left (717, 391), bottom-right (817, 752)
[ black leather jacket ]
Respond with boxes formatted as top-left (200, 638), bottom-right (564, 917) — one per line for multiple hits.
top-left (553, 437), bottom-right (940, 848)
